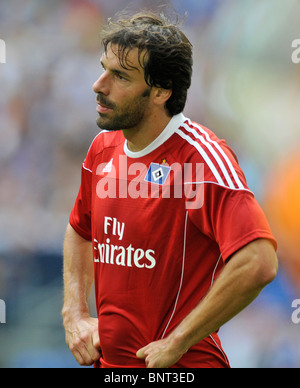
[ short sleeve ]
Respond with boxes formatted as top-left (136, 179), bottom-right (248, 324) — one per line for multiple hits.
top-left (188, 184), bottom-right (277, 262)
top-left (69, 134), bottom-right (101, 241)
top-left (69, 164), bottom-right (92, 241)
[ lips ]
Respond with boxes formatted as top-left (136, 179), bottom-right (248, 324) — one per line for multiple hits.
top-left (97, 103), bottom-right (113, 114)
top-left (96, 95), bottom-right (114, 113)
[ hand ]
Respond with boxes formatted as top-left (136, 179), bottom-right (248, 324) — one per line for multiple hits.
top-left (64, 316), bottom-right (101, 366)
top-left (136, 337), bottom-right (185, 368)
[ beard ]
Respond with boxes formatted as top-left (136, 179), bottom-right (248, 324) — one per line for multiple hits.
top-left (96, 87), bottom-right (151, 131)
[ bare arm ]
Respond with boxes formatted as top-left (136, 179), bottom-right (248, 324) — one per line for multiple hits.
top-left (137, 238), bottom-right (278, 368)
top-left (62, 223), bottom-right (101, 366)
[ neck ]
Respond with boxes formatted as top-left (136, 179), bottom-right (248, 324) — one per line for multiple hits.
top-left (123, 111), bottom-right (172, 152)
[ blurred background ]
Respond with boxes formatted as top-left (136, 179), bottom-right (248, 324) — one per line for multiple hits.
top-left (0, 0), bottom-right (299, 368)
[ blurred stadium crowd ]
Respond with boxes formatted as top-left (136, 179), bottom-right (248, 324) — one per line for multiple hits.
top-left (0, 0), bottom-right (300, 367)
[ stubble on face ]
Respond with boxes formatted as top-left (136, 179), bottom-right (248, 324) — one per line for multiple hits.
top-left (96, 87), bottom-right (151, 132)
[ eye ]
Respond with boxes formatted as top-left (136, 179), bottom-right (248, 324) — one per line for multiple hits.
top-left (114, 72), bottom-right (128, 82)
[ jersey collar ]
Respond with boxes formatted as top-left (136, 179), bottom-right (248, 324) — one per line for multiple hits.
top-left (124, 113), bottom-right (186, 159)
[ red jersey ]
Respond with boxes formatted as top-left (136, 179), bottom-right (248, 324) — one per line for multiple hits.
top-left (69, 113), bottom-right (277, 368)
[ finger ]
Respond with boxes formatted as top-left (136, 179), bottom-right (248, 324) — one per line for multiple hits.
top-left (87, 343), bottom-right (101, 362)
top-left (70, 332), bottom-right (99, 365)
top-left (82, 332), bottom-right (101, 362)
top-left (69, 341), bottom-right (94, 366)
top-left (92, 330), bottom-right (101, 350)
top-left (74, 349), bottom-right (93, 366)
top-left (136, 346), bottom-right (147, 360)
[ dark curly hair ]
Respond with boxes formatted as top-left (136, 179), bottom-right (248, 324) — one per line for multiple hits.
top-left (101, 11), bottom-right (193, 116)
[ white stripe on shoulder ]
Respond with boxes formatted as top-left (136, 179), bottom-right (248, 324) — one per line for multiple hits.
top-left (177, 121), bottom-right (247, 191)
top-left (186, 120), bottom-right (244, 189)
top-left (175, 127), bottom-right (226, 187)
top-left (182, 122), bottom-right (236, 189)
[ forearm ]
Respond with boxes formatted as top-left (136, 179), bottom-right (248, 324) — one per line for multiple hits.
top-left (169, 239), bottom-right (278, 354)
top-left (169, 262), bottom-right (263, 353)
top-left (62, 224), bottom-right (101, 366)
top-left (62, 223), bottom-right (94, 321)
top-left (137, 239), bottom-right (278, 367)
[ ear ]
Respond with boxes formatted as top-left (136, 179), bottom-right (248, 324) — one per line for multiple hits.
top-left (152, 87), bottom-right (172, 107)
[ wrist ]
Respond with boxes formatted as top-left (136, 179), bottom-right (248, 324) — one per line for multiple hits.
top-left (62, 304), bottom-right (90, 325)
top-left (167, 329), bottom-right (191, 358)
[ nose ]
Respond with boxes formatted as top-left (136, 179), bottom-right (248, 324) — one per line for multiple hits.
top-left (93, 72), bottom-right (109, 95)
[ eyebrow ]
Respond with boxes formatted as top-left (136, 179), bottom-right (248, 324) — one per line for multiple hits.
top-left (100, 59), bottom-right (134, 80)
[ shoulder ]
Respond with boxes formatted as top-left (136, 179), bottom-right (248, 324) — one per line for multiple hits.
top-left (83, 130), bottom-right (124, 172)
top-left (174, 117), bottom-right (249, 191)
top-left (88, 130), bottom-right (124, 153)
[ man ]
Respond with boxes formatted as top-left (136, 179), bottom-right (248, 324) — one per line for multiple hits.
top-left (62, 11), bottom-right (278, 368)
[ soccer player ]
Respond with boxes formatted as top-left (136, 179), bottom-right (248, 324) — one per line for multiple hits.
top-left (62, 11), bottom-right (278, 368)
